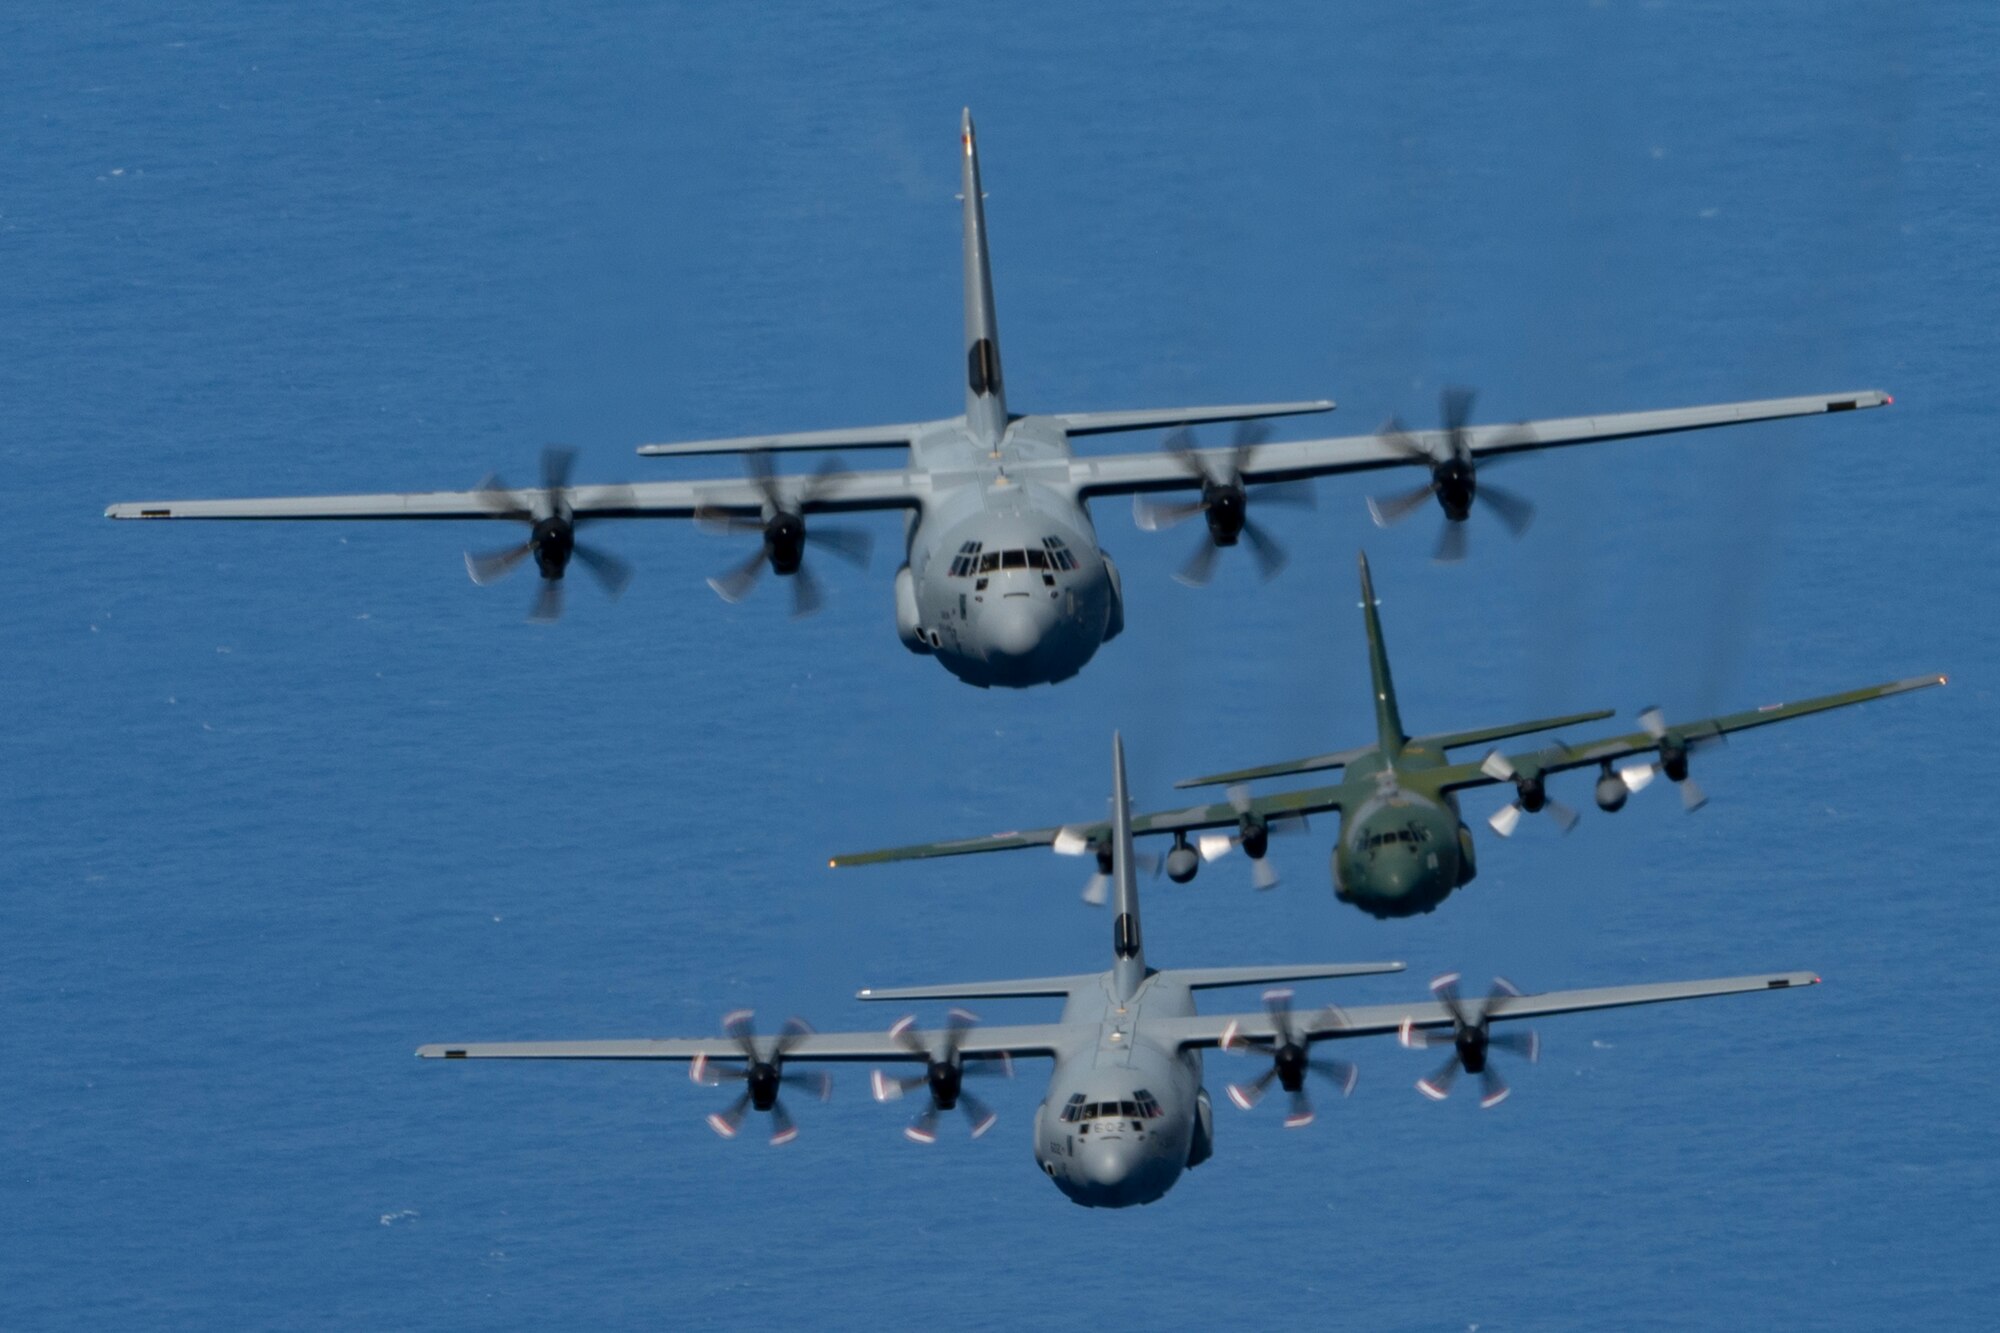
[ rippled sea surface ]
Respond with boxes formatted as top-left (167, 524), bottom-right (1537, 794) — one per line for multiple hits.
top-left (5, 3), bottom-right (1995, 1328)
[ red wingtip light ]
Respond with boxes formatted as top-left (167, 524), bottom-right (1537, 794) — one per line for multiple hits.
top-left (1884, 394), bottom-right (1894, 405)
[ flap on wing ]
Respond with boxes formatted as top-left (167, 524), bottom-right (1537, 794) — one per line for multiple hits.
top-left (1164, 962), bottom-right (1404, 990)
top-left (855, 973), bottom-right (1100, 1002)
top-left (1052, 399), bottom-right (1334, 438)
top-left (1175, 746), bottom-right (1374, 789)
top-left (1415, 708), bottom-right (1616, 754)
top-left (636, 421), bottom-right (934, 457)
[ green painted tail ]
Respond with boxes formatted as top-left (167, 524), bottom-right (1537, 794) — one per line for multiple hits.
top-left (1356, 552), bottom-right (1406, 752)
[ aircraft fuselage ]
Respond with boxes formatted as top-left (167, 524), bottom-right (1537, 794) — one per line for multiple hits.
top-left (1029, 971), bottom-right (1207, 1208)
top-left (1327, 746), bottom-right (1476, 919)
top-left (895, 419), bottom-right (1124, 689)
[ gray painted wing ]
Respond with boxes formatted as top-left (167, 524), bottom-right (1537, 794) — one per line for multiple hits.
top-left (1154, 971), bottom-right (1818, 1049)
top-left (106, 470), bottom-right (928, 521)
top-left (417, 1021), bottom-right (1069, 1063)
top-left (1070, 390), bottom-right (1889, 497)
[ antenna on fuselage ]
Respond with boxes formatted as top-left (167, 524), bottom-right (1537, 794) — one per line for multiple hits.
top-left (960, 109), bottom-right (1007, 449)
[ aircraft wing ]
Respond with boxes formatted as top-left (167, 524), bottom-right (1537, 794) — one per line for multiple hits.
top-left (418, 1020), bottom-right (1067, 1063)
top-left (829, 782), bottom-right (1344, 868)
top-left (105, 469), bottom-right (929, 521)
top-left (1068, 389), bottom-right (1890, 498)
top-left (1154, 971), bottom-right (1819, 1050)
top-left (1431, 673), bottom-right (1946, 793)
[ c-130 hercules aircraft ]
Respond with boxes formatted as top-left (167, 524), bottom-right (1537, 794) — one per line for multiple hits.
top-left (110, 110), bottom-right (1893, 689)
top-left (421, 736), bottom-right (1819, 1208)
top-left (834, 554), bottom-right (1943, 918)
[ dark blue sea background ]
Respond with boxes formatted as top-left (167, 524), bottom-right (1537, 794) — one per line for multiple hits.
top-left (5, 3), bottom-right (1994, 1328)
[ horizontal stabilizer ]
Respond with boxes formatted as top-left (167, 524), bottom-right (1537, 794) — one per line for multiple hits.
top-left (1416, 708), bottom-right (1617, 754)
top-left (1053, 400), bottom-right (1335, 438)
top-left (637, 421), bottom-right (933, 457)
top-left (1167, 962), bottom-right (1405, 990)
top-left (856, 973), bottom-right (1100, 1003)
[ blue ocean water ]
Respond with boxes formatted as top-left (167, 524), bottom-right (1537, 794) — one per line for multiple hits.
top-left (4, 2), bottom-right (1994, 1327)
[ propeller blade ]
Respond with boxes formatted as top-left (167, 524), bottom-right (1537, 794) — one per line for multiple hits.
top-left (706, 1091), bottom-right (751, 1139)
top-left (1478, 1065), bottom-right (1511, 1110)
top-left (473, 474), bottom-right (529, 518)
top-left (540, 445), bottom-right (577, 495)
top-left (1196, 833), bottom-right (1236, 862)
top-left (1162, 427), bottom-right (1207, 477)
top-left (1249, 478), bottom-right (1316, 509)
top-left (797, 455), bottom-right (853, 506)
top-left (871, 1068), bottom-right (925, 1101)
top-left (745, 449), bottom-right (782, 510)
top-left (960, 1091), bottom-right (998, 1139)
top-left (789, 561), bottom-right (824, 619)
top-left (1620, 763), bottom-right (1657, 794)
top-left (1081, 872), bottom-right (1110, 906)
top-left (1440, 386), bottom-right (1476, 455)
top-left (529, 580), bottom-right (564, 623)
top-left (1225, 1065), bottom-right (1279, 1111)
top-left (1638, 707), bottom-right (1668, 739)
top-left (1284, 1087), bottom-right (1315, 1129)
top-left (572, 543), bottom-right (633, 597)
top-left (1417, 1057), bottom-right (1460, 1101)
top-left (465, 541), bottom-right (533, 586)
top-left (1433, 518), bottom-right (1469, 564)
top-left (806, 524), bottom-right (873, 569)
top-left (1308, 1057), bottom-right (1360, 1098)
top-left (904, 1104), bottom-right (940, 1145)
top-left (768, 1098), bottom-right (799, 1146)
top-left (1489, 803), bottom-right (1524, 837)
top-left (1679, 777), bottom-right (1709, 812)
top-left (693, 507), bottom-right (765, 538)
top-left (1376, 417), bottom-right (1433, 463)
top-left (1240, 518), bottom-right (1288, 581)
top-left (708, 547), bottom-right (768, 604)
top-left (1475, 481), bottom-right (1536, 537)
top-left (1490, 1029), bottom-right (1540, 1063)
top-left (1132, 493), bottom-right (1206, 532)
top-left (1250, 856), bottom-right (1280, 891)
top-left (1545, 798), bottom-right (1581, 834)
top-left (1174, 538), bottom-right (1221, 588)
top-left (1367, 480), bottom-right (1437, 528)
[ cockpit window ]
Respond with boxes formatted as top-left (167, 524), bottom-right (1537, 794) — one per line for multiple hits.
top-left (1001, 549), bottom-right (1027, 569)
top-left (1062, 1092), bottom-right (1162, 1123)
top-left (978, 551), bottom-right (1000, 574)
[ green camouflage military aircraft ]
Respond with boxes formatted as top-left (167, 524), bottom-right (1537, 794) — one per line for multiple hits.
top-left (832, 553), bottom-right (1943, 919)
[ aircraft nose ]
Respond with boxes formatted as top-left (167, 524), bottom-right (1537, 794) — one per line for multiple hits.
top-left (1078, 1135), bottom-right (1144, 1189)
top-left (981, 594), bottom-right (1053, 664)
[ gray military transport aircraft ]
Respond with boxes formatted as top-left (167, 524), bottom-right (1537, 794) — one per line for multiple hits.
top-left (420, 735), bottom-right (1819, 1208)
top-left (833, 554), bottom-right (1943, 918)
top-left (109, 110), bottom-right (1892, 689)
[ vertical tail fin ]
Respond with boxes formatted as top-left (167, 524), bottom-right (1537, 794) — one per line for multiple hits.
top-left (1357, 552), bottom-right (1407, 751)
top-left (1109, 732), bottom-right (1146, 1000)
top-left (960, 109), bottom-right (1007, 447)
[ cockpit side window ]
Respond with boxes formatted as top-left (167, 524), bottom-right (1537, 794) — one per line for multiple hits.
top-left (978, 551), bottom-right (1000, 574)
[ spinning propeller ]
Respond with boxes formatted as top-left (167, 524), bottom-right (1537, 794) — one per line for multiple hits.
top-left (689, 1010), bottom-right (831, 1145)
top-left (870, 1009), bottom-right (1015, 1143)
top-left (1480, 750), bottom-right (1580, 837)
top-left (1367, 388), bottom-right (1535, 563)
top-left (1052, 827), bottom-right (1158, 905)
top-left (466, 446), bottom-right (633, 621)
top-left (1626, 707), bottom-right (1726, 812)
top-left (1400, 973), bottom-right (1539, 1108)
top-left (1193, 785), bottom-right (1308, 889)
top-left (1132, 422), bottom-right (1316, 586)
top-left (1219, 988), bottom-right (1358, 1129)
top-left (696, 452), bottom-right (873, 618)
